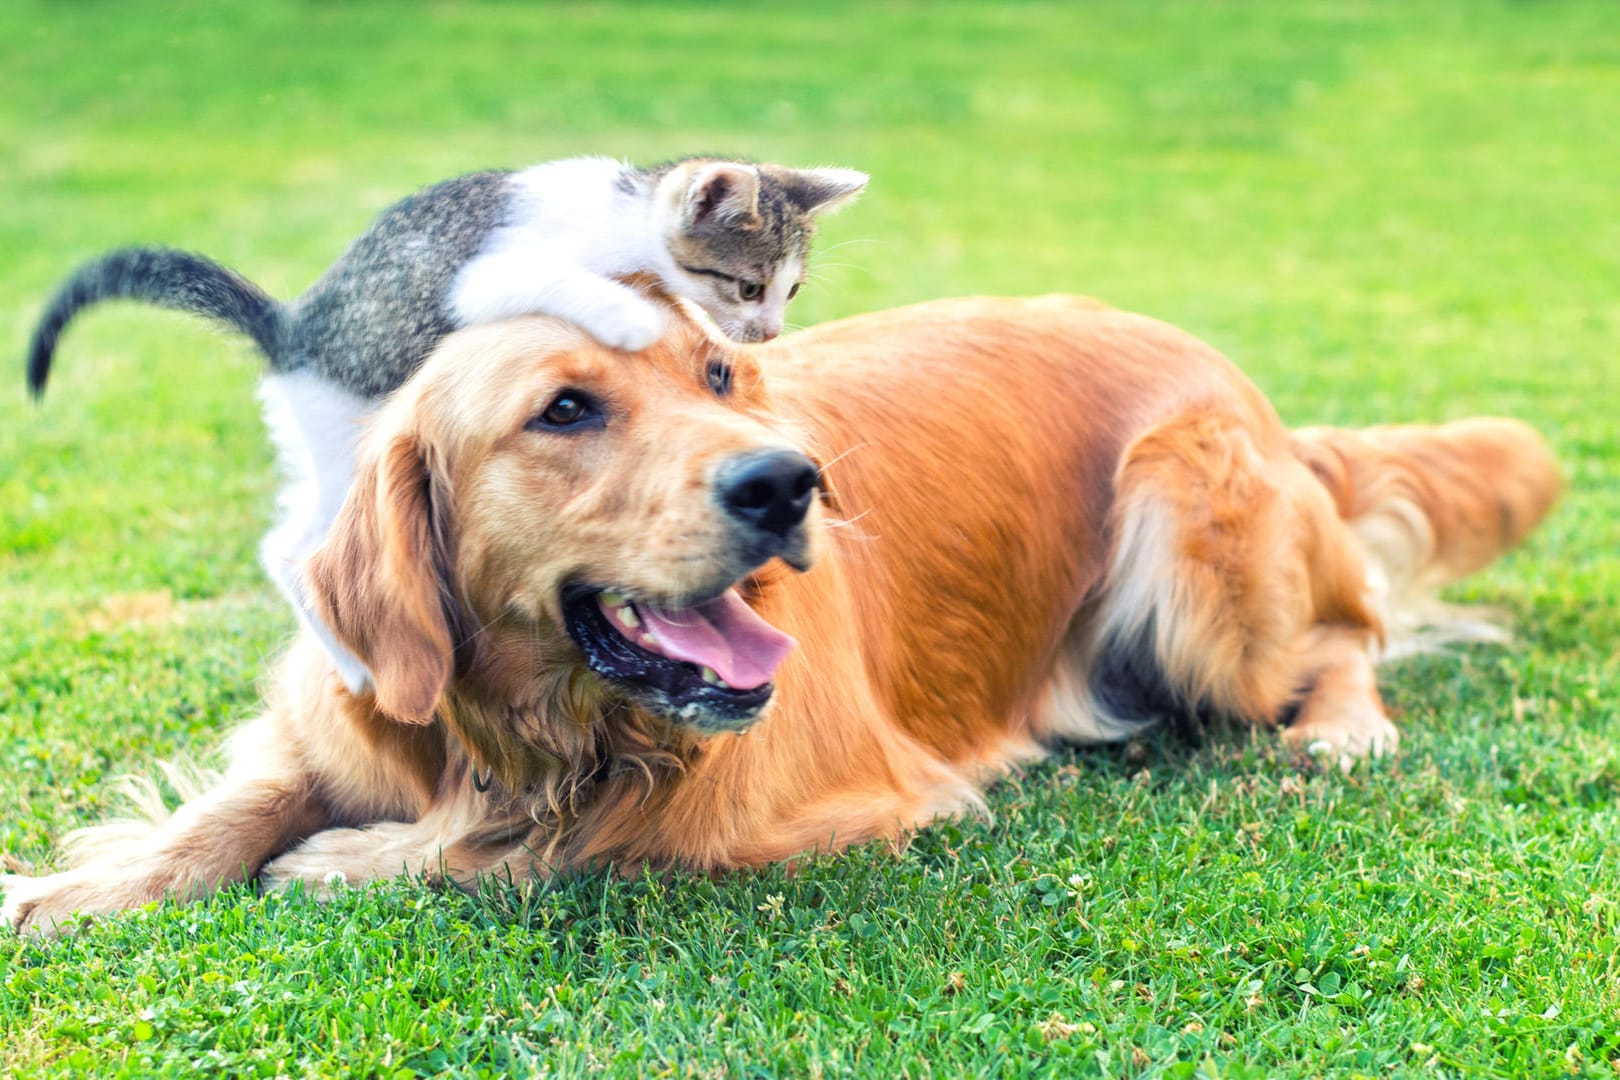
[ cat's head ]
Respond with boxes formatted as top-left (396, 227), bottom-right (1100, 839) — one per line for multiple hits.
top-left (655, 160), bottom-right (867, 343)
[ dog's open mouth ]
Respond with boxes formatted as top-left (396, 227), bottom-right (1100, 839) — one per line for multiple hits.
top-left (562, 585), bottom-right (797, 732)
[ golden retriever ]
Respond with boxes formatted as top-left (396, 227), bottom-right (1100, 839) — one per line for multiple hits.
top-left (1, 295), bottom-right (1560, 934)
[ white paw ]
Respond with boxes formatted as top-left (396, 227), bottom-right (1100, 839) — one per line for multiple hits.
top-left (578, 300), bottom-right (665, 352)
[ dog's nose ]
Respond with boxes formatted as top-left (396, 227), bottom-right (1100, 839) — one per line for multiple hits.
top-left (718, 450), bottom-right (819, 538)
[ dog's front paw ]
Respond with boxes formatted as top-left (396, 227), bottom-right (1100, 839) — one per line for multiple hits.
top-left (1, 873), bottom-right (94, 938)
top-left (258, 860), bottom-right (349, 901)
top-left (259, 826), bottom-right (406, 898)
top-left (0, 874), bottom-right (31, 933)
top-left (259, 852), bottom-right (347, 901)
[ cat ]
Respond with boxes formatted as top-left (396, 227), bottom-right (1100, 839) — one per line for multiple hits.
top-left (25, 155), bottom-right (868, 693)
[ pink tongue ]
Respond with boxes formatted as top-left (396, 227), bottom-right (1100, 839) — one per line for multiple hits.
top-left (637, 588), bottom-right (796, 690)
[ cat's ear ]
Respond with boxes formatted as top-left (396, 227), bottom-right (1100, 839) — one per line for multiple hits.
top-left (765, 166), bottom-right (869, 217)
top-left (683, 164), bottom-right (762, 230)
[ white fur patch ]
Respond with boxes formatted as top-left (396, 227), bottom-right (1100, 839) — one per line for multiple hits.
top-left (450, 253), bottom-right (666, 351)
top-left (448, 156), bottom-right (677, 351)
top-left (259, 371), bottom-right (376, 694)
top-left (1027, 494), bottom-right (1180, 747)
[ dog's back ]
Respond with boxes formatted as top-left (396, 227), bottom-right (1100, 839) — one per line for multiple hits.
top-left (760, 297), bottom-right (1558, 767)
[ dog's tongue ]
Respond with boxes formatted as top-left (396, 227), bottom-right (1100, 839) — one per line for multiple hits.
top-left (640, 589), bottom-right (796, 690)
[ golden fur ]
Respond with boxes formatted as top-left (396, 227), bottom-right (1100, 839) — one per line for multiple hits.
top-left (2, 296), bottom-right (1560, 934)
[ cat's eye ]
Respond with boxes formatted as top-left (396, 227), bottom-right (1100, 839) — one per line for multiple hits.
top-left (738, 281), bottom-right (765, 302)
top-left (707, 359), bottom-right (734, 397)
top-left (528, 391), bottom-right (602, 432)
top-left (787, 283), bottom-right (801, 300)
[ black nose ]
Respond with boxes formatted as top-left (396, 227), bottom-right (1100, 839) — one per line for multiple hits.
top-left (717, 450), bottom-right (819, 538)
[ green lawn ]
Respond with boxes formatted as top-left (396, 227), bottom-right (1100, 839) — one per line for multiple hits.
top-left (2, 1), bottom-right (1618, 1075)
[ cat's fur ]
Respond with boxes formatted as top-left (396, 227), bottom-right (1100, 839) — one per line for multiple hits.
top-left (26, 155), bottom-right (867, 690)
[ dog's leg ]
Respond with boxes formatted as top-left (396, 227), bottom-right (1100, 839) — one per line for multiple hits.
top-left (1, 727), bottom-right (324, 936)
top-left (1278, 625), bottom-right (1399, 769)
top-left (258, 824), bottom-right (542, 899)
top-left (258, 779), bottom-right (538, 898)
top-left (1079, 409), bottom-right (1393, 758)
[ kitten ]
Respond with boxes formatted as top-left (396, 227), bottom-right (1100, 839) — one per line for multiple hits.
top-left (26, 156), bottom-right (867, 692)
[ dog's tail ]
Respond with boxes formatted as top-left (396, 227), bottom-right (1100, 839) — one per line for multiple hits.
top-left (1290, 418), bottom-right (1561, 656)
top-left (27, 247), bottom-right (285, 398)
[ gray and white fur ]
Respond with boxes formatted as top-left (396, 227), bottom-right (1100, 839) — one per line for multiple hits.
top-left (26, 155), bottom-right (867, 692)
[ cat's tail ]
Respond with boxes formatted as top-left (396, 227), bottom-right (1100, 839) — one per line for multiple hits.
top-left (27, 247), bottom-right (284, 398)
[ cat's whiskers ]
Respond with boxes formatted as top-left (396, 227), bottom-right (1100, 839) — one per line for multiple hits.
top-left (814, 238), bottom-right (883, 255)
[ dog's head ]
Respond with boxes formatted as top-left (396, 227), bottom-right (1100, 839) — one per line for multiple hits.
top-left (306, 314), bottom-right (821, 737)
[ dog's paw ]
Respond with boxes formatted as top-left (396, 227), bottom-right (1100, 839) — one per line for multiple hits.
top-left (1282, 712), bottom-right (1400, 773)
top-left (1, 873), bottom-right (92, 938)
top-left (258, 861), bottom-right (348, 902)
top-left (259, 826), bottom-right (403, 899)
top-left (0, 874), bottom-right (29, 933)
top-left (259, 853), bottom-right (345, 901)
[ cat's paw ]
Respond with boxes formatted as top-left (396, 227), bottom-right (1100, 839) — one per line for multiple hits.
top-left (577, 300), bottom-right (666, 353)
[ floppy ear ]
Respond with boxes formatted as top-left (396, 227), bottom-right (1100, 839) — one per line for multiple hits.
top-left (683, 163), bottom-right (762, 230)
top-left (765, 166), bottom-right (868, 217)
top-left (305, 432), bottom-right (457, 724)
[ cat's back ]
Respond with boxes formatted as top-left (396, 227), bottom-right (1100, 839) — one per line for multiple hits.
top-left (499, 156), bottom-right (648, 258)
top-left (283, 170), bottom-right (517, 396)
top-left (360, 170), bottom-right (518, 254)
top-left (304, 170), bottom-right (518, 297)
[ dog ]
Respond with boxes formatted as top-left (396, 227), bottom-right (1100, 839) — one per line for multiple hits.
top-left (1, 295), bottom-right (1560, 934)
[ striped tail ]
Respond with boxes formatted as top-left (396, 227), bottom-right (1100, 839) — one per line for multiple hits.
top-left (27, 246), bottom-right (283, 398)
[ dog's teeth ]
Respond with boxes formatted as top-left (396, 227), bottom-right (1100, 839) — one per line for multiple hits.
top-left (601, 591), bottom-right (627, 609)
top-left (643, 631), bottom-right (659, 647)
top-left (618, 606), bottom-right (640, 630)
top-left (700, 666), bottom-right (720, 685)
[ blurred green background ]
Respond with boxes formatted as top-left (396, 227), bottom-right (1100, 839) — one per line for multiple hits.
top-left (2, 2), bottom-right (1617, 1076)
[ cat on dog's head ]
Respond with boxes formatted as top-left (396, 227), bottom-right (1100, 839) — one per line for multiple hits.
top-left (653, 159), bottom-right (867, 343)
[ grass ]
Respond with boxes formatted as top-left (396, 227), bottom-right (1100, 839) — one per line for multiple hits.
top-left (1, 0), bottom-right (1617, 1075)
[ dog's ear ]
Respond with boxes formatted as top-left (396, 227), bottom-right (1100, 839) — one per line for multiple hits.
top-left (306, 432), bottom-right (457, 724)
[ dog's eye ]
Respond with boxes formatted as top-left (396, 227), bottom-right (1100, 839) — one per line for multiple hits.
top-left (738, 281), bottom-right (764, 302)
top-left (787, 283), bottom-right (801, 300)
top-left (707, 360), bottom-right (734, 397)
top-left (528, 391), bottom-right (601, 432)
